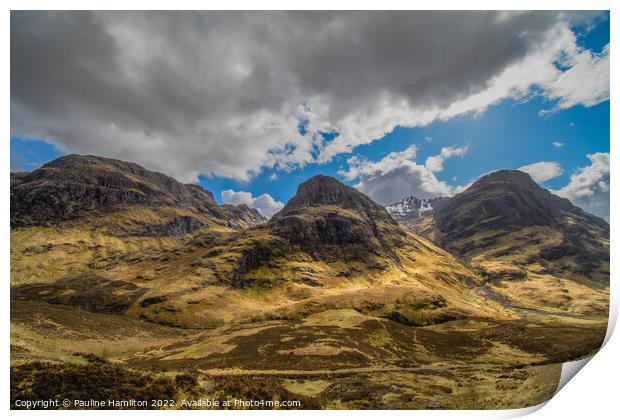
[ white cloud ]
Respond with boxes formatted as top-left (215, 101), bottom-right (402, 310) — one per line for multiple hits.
top-left (556, 153), bottom-right (609, 221)
top-left (339, 145), bottom-right (418, 181)
top-left (540, 43), bottom-right (610, 113)
top-left (11, 12), bottom-right (609, 182)
top-left (221, 190), bottom-right (284, 219)
top-left (518, 161), bottom-right (564, 183)
top-left (340, 144), bottom-right (466, 205)
top-left (319, 19), bottom-right (609, 163)
top-left (552, 141), bottom-right (564, 148)
top-left (425, 146), bottom-right (469, 173)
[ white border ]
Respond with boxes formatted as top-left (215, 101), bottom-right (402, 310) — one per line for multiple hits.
top-left (2, 2), bottom-right (617, 419)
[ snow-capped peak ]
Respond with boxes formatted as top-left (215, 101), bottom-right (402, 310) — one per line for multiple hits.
top-left (385, 196), bottom-right (445, 220)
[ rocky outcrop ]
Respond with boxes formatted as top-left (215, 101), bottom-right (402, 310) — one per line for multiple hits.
top-left (118, 215), bottom-right (205, 237)
top-left (231, 237), bottom-right (288, 289)
top-left (271, 210), bottom-right (378, 245)
top-left (273, 175), bottom-right (395, 222)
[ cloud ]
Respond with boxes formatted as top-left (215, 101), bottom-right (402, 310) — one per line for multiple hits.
top-left (425, 146), bottom-right (469, 173)
top-left (339, 145), bottom-right (418, 181)
top-left (11, 11), bottom-right (608, 181)
top-left (221, 190), bottom-right (284, 219)
top-left (552, 141), bottom-right (564, 148)
top-left (555, 153), bottom-right (609, 221)
top-left (340, 144), bottom-right (466, 205)
top-left (540, 43), bottom-right (610, 114)
top-left (518, 161), bottom-right (564, 183)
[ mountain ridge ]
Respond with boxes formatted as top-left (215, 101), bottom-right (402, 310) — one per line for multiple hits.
top-left (11, 155), bottom-right (491, 329)
top-left (10, 154), bottom-right (266, 230)
top-left (10, 156), bottom-right (609, 327)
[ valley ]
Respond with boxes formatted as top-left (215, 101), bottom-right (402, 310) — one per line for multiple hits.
top-left (10, 155), bottom-right (609, 409)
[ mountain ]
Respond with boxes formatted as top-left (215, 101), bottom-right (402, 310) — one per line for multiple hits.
top-left (434, 170), bottom-right (609, 280)
top-left (10, 157), bottom-right (609, 409)
top-left (11, 159), bottom-right (490, 329)
top-left (276, 174), bottom-right (394, 218)
top-left (386, 196), bottom-right (447, 222)
top-left (269, 175), bottom-right (404, 258)
top-left (392, 170), bottom-right (609, 317)
top-left (220, 204), bottom-right (267, 228)
top-left (10, 159), bottom-right (608, 326)
top-left (385, 195), bottom-right (447, 238)
top-left (434, 170), bottom-right (608, 250)
top-left (10, 154), bottom-right (266, 230)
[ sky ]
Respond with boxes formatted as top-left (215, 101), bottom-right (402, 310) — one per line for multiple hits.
top-left (10, 11), bottom-right (610, 221)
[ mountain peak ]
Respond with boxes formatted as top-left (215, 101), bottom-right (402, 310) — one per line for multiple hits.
top-left (473, 169), bottom-right (540, 189)
top-left (269, 174), bottom-right (402, 255)
top-left (42, 154), bottom-right (142, 169)
top-left (274, 174), bottom-right (390, 219)
top-left (287, 175), bottom-right (358, 206)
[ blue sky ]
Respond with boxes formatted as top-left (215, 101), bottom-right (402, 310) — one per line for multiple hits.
top-left (183, 94), bottom-right (608, 203)
top-left (10, 11), bottom-right (610, 220)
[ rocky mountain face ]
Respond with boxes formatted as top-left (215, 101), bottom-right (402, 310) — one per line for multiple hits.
top-left (269, 175), bottom-right (404, 258)
top-left (10, 154), bottom-right (265, 230)
top-left (386, 196), bottom-right (448, 223)
top-left (380, 169), bottom-right (609, 320)
top-left (220, 204), bottom-right (267, 228)
top-left (434, 170), bottom-right (608, 247)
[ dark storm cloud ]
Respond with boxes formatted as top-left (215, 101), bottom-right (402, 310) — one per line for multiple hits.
top-left (10, 11), bottom-right (604, 181)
